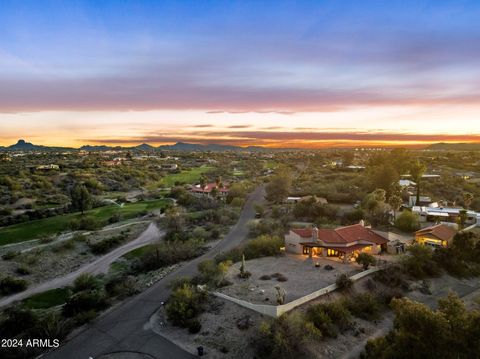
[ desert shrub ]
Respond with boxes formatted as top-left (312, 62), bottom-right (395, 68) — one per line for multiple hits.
top-left (51, 239), bottom-right (75, 252)
top-left (2, 251), bottom-right (19, 260)
top-left (0, 276), bottom-right (28, 295)
top-left (345, 293), bottom-right (382, 321)
top-left (187, 318), bottom-right (202, 334)
top-left (215, 246), bottom-right (243, 264)
top-left (166, 284), bottom-right (206, 327)
top-left (244, 235), bottom-right (284, 259)
top-left (307, 305), bottom-right (337, 337)
top-left (136, 239), bottom-right (204, 273)
top-left (39, 235), bottom-right (54, 244)
top-left (271, 273), bottom-right (288, 282)
top-left (72, 233), bottom-right (87, 242)
top-left (15, 266), bottom-right (31, 275)
top-left (362, 294), bottom-right (480, 359)
top-left (198, 259), bottom-right (232, 287)
top-left (0, 306), bottom-right (38, 338)
top-left (88, 234), bottom-right (125, 254)
top-left (72, 273), bottom-right (100, 293)
top-left (394, 210), bottom-right (420, 232)
top-left (62, 290), bottom-right (109, 317)
top-left (401, 244), bottom-right (441, 279)
top-left (254, 312), bottom-right (321, 359)
top-left (374, 264), bottom-right (409, 290)
top-left (104, 275), bottom-right (137, 298)
top-left (230, 197), bottom-right (245, 207)
top-left (69, 216), bottom-right (102, 231)
top-left (335, 273), bottom-right (353, 291)
top-left (308, 301), bottom-right (353, 337)
top-left (108, 213), bottom-right (121, 223)
top-left (73, 309), bottom-right (98, 325)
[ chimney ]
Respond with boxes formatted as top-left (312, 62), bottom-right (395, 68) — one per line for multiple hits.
top-left (312, 225), bottom-right (319, 242)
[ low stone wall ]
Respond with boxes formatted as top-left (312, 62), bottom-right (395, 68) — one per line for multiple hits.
top-left (213, 267), bottom-right (382, 318)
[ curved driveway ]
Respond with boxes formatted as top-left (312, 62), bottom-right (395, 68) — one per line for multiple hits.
top-left (45, 186), bottom-right (265, 359)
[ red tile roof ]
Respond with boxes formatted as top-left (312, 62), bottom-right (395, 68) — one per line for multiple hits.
top-left (291, 228), bottom-right (313, 238)
top-left (415, 224), bottom-right (457, 241)
top-left (191, 183), bottom-right (229, 193)
top-left (292, 224), bottom-right (388, 245)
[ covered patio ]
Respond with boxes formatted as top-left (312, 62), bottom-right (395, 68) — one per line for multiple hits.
top-left (300, 242), bottom-right (373, 263)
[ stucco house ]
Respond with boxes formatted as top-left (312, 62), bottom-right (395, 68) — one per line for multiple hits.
top-left (285, 222), bottom-right (389, 263)
top-left (415, 224), bottom-right (457, 248)
top-left (190, 183), bottom-right (229, 197)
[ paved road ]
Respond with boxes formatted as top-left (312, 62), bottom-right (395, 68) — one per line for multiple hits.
top-left (0, 223), bottom-right (162, 308)
top-left (44, 186), bottom-right (265, 359)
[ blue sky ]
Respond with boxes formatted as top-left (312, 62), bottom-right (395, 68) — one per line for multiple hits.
top-left (1, 0), bottom-right (480, 147)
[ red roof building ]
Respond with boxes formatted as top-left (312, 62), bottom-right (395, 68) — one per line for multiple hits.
top-left (287, 223), bottom-right (389, 263)
top-left (190, 183), bottom-right (229, 196)
top-left (415, 224), bottom-right (457, 248)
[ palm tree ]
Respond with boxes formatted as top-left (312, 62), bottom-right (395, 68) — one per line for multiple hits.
top-left (409, 160), bottom-right (426, 205)
top-left (463, 192), bottom-right (474, 209)
top-left (388, 194), bottom-right (403, 221)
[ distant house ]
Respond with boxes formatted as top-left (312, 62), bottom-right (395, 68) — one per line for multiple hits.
top-left (104, 159), bottom-right (123, 167)
top-left (191, 183), bottom-right (229, 197)
top-left (286, 195), bottom-right (328, 204)
top-left (35, 164), bottom-right (60, 171)
top-left (160, 163), bottom-right (178, 171)
top-left (409, 195), bottom-right (434, 207)
top-left (412, 206), bottom-right (480, 225)
top-left (399, 179), bottom-right (416, 188)
top-left (415, 224), bottom-right (457, 248)
top-left (285, 222), bottom-right (389, 263)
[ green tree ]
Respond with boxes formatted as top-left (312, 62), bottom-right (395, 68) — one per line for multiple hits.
top-left (463, 192), bottom-right (474, 209)
top-left (388, 195), bottom-right (403, 221)
top-left (265, 170), bottom-right (292, 203)
top-left (254, 312), bottom-right (321, 359)
top-left (70, 184), bottom-right (92, 215)
top-left (457, 209), bottom-right (468, 229)
top-left (395, 210), bottom-right (420, 232)
top-left (362, 294), bottom-right (480, 359)
top-left (356, 253), bottom-right (376, 270)
top-left (409, 160), bottom-right (426, 205)
top-left (369, 164), bottom-right (399, 198)
top-left (166, 284), bottom-right (205, 327)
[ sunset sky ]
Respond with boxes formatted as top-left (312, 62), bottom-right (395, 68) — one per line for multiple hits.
top-left (1, 0), bottom-right (480, 148)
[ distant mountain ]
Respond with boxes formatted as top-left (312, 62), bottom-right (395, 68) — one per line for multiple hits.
top-left (426, 143), bottom-right (480, 151)
top-left (134, 143), bottom-right (156, 151)
top-left (8, 139), bottom-right (46, 151)
top-left (2, 139), bottom-right (288, 152)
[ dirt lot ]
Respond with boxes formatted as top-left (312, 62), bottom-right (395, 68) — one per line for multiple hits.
top-left (218, 254), bottom-right (361, 304)
top-left (151, 297), bottom-right (262, 359)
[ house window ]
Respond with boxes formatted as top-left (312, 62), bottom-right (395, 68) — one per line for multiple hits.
top-left (327, 249), bottom-right (339, 257)
top-left (303, 246), bottom-right (309, 255)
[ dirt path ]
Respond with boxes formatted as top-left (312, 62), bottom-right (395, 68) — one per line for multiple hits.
top-left (0, 222), bottom-right (163, 308)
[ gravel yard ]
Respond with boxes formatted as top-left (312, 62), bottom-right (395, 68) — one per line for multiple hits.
top-left (218, 254), bottom-right (361, 304)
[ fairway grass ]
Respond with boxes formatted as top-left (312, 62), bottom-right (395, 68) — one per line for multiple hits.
top-left (22, 288), bottom-right (71, 309)
top-left (161, 166), bottom-right (214, 187)
top-left (0, 199), bottom-right (169, 246)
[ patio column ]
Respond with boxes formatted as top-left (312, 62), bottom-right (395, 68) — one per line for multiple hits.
top-left (308, 247), bottom-right (313, 258)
